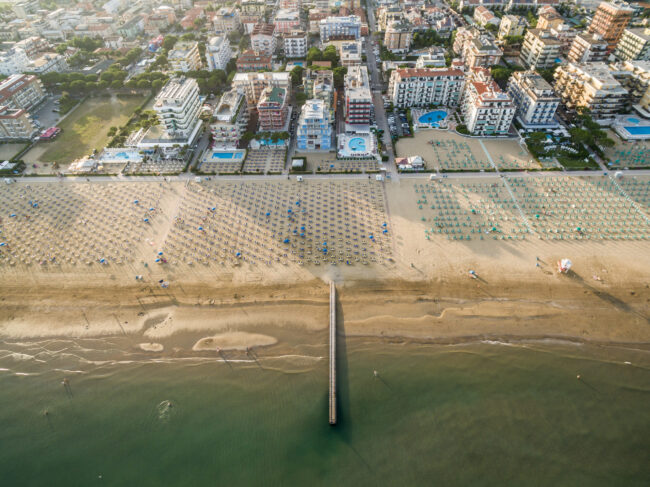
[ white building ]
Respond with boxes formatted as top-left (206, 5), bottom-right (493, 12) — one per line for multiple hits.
top-left (388, 68), bottom-right (465, 108)
top-left (415, 47), bottom-right (447, 68)
top-left (319, 16), bottom-right (361, 44)
top-left (284, 30), bottom-right (307, 58)
top-left (507, 70), bottom-right (560, 127)
top-left (296, 98), bottom-right (332, 151)
top-left (498, 15), bottom-right (527, 40)
top-left (0, 74), bottom-right (46, 111)
top-left (153, 77), bottom-right (202, 141)
top-left (610, 60), bottom-right (650, 111)
top-left (568, 32), bottom-right (608, 64)
top-left (461, 67), bottom-right (515, 136)
top-left (615, 28), bottom-right (650, 62)
top-left (339, 40), bottom-right (362, 67)
top-left (210, 89), bottom-right (249, 148)
top-left (205, 36), bottom-right (232, 71)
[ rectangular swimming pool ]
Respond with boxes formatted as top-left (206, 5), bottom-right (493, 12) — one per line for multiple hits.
top-left (624, 126), bottom-right (650, 136)
top-left (212, 152), bottom-right (244, 159)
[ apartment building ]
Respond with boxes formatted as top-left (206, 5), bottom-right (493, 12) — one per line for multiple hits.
top-left (384, 21), bottom-right (413, 54)
top-left (568, 32), bottom-right (608, 63)
top-left (319, 16), bottom-right (361, 43)
top-left (338, 40), bottom-right (362, 67)
top-left (236, 50), bottom-right (272, 71)
top-left (0, 106), bottom-right (36, 140)
top-left (507, 70), bottom-right (560, 126)
top-left (520, 29), bottom-right (562, 69)
top-left (214, 6), bottom-right (241, 34)
top-left (551, 23), bottom-right (579, 55)
top-left (473, 6), bottom-right (499, 28)
top-left (210, 89), bottom-right (249, 147)
top-left (232, 71), bottom-right (291, 105)
top-left (610, 60), bottom-right (650, 110)
top-left (274, 9), bottom-right (301, 34)
top-left (284, 30), bottom-right (308, 58)
top-left (388, 68), bottom-right (465, 108)
top-left (454, 27), bottom-right (503, 69)
top-left (537, 8), bottom-right (564, 31)
top-left (251, 23), bottom-right (277, 57)
top-left (0, 74), bottom-right (45, 111)
top-left (461, 67), bottom-right (515, 136)
top-left (206, 36), bottom-right (232, 71)
top-left (257, 86), bottom-right (289, 131)
top-left (344, 65), bottom-right (372, 125)
top-left (296, 99), bottom-right (332, 150)
top-left (153, 77), bottom-right (202, 139)
top-left (415, 47), bottom-right (447, 68)
top-left (168, 41), bottom-right (203, 72)
top-left (587, 1), bottom-right (634, 51)
top-left (498, 15), bottom-right (527, 39)
top-left (553, 62), bottom-right (628, 119)
top-left (240, 0), bottom-right (265, 33)
top-left (304, 69), bottom-right (334, 108)
top-left (614, 28), bottom-right (650, 61)
top-left (377, 6), bottom-right (403, 32)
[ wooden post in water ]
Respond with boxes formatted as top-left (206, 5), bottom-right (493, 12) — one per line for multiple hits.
top-left (329, 281), bottom-right (337, 426)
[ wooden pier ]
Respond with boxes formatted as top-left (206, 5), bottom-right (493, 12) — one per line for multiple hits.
top-left (329, 281), bottom-right (337, 425)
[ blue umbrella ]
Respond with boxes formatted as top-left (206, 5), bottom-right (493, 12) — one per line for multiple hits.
top-left (284, 238), bottom-right (290, 243)
top-left (0, 243), bottom-right (6, 246)
top-left (149, 207), bottom-right (155, 211)
top-left (198, 226), bottom-right (203, 231)
top-left (382, 223), bottom-right (387, 227)
top-left (134, 200), bottom-right (139, 204)
top-left (10, 214), bottom-right (16, 217)
top-left (266, 212), bottom-right (271, 216)
top-left (300, 233), bottom-right (305, 237)
top-left (143, 218), bottom-right (149, 222)
top-left (155, 258), bottom-right (160, 263)
top-left (236, 252), bottom-right (241, 257)
top-left (300, 226), bottom-right (305, 230)
top-left (158, 251), bottom-right (163, 255)
top-left (99, 258), bottom-right (106, 263)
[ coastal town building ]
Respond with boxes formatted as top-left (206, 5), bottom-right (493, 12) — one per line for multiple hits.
top-left (553, 62), bottom-right (629, 119)
top-left (205, 36), bottom-right (232, 71)
top-left (498, 15), bottom-right (527, 40)
top-left (210, 89), bottom-right (249, 148)
top-left (236, 50), bottom-right (272, 71)
top-left (520, 29), bottom-right (562, 69)
top-left (213, 6), bottom-right (241, 34)
top-left (388, 68), bottom-right (465, 108)
top-left (453, 27), bottom-right (503, 69)
top-left (0, 74), bottom-right (46, 111)
top-left (274, 9), bottom-right (301, 34)
top-left (168, 41), bottom-right (202, 72)
top-left (537, 7), bottom-right (564, 31)
top-left (296, 99), bottom-right (332, 151)
top-left (568, 32), bottom-right (608, 64)
top-left (251, 23), bottom-right (277, 57)
top-left (587, 1), bottom-right (634, 52)
top-left (614, 28), bottom-right (650, 61)
top-left (304, 69), bottom-right (334, 108)
top-left (461, 67), bottom-right (515, 136)
top-left (344, 65), bottom-right (372, 125)
top-left (377, 6), bottom-right (403, 32)
top-left (283, 30), bottom-right (308, 58)
top-left (610, 60), bottom-right (650, 111)
top-left (232, 71), bottom-right (291, 105)
top-left (319, 16), bottom-right (361, 43)
top-left (473, 6), bottom-right (500, 28)
top-left (507, 70), bottom-right (560, 127)
top-left (0, 105), bottom-right (37, 140)
top-left (257, 86), bottom-right (289, 131)
top-left (151, 77), bottom-right (202, 145)
top-left (339, 40), bottom-right (362, 67)
top-left (415, 47), bottom-right (447, 68)
top-left (384, 20), bottom-right (413, 54)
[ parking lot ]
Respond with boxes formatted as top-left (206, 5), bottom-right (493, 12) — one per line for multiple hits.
top-left (386, 107), bottom-right (410, 140)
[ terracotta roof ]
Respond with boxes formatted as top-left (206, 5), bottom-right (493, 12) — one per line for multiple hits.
top-left (396, 68), bottom-right (464, 78)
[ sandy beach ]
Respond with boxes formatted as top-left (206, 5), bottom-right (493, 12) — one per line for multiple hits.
top-left (0, 176), bottom-right (648, 351)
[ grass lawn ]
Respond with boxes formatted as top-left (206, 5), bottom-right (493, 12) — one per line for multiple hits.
top-left (24, 95), bottom-right (145, 164)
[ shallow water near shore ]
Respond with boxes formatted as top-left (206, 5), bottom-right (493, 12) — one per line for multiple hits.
top-left (0, 337), bottom-right (648, 486)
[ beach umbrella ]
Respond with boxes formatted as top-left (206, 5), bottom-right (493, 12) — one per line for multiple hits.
top-left (0, 243), bottom-right (5, 247)
top-left (266, 212), bottom-right (271, 216)
top-left (155, 258), bottom-right (160, 263)
top-left (10, 214), bottom-right (16, 217)
top-left (134, 200), bottom-right (139, 204)
top-left (150, 207), bottom-right (155, 211)
top-left (284, 238), bottom-right (290, 243)
top-left (158, 251), bottom-right (163, 255)
top-left (143, 218), bottom-right (149, 222)
top-left (99, 258), bottom-right (106, 264)
top-left (236, 252), bottom-right (241, 257)
top-left (198, 226), bottom-right (203, 231)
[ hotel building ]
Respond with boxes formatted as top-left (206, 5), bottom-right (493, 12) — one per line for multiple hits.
top-left (461, 67), bottom-right (515, 136)
top-left (587, 1), bottom-right (634, 52)
top-left (507, 70), bottom-right (560, 126)
top-left (344, 65), bottom-right (372, 125)
top-left (388, 68), bottom-right (465, 108)
top-left (210, 89), bottom-right (249, 147)
top-left (168, 41), bottom-right (202, 72)
top-left (205, 36), bottom-right (232, 71)
top-left (257, 86), bottom-right (289, 131)
top-left (296, 99), bottom-right (332, 150)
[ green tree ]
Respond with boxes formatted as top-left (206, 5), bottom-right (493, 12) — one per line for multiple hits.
top-left (290, 65), bottom-right (304, 85)
top-left (162, 36), bottom-right (178, 51)
top-left (306, 47), bottom-right (323, 65)
top-left (322, 45), bottom-right (339, 67)
top-left (137, 79), bottom-right (151, 90)
top-left (70, 79), bottom-right (86, 92)
top-left (110, 79), bottom-right (123, 90)
top-left (333, 66), bottom-right (347, 89)
top-left (152, 79), bottom-right (164, 92)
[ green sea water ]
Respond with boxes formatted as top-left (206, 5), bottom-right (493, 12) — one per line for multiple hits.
top-left (0, 337), bottom-right (648, 486)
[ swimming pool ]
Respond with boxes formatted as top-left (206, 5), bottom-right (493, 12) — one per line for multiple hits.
top-left (627, 117), bottom-right (641, 124)
top-left (418, 110), bottom-right (448, 127)
top-left (114, 152), bottom-right (131, 159)
top-left (348, 137), bottom-right (366, 152)
top-left (212, 152), bottom-right (244, 159)
top-left (624, 126), bottom-right (650, 136)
